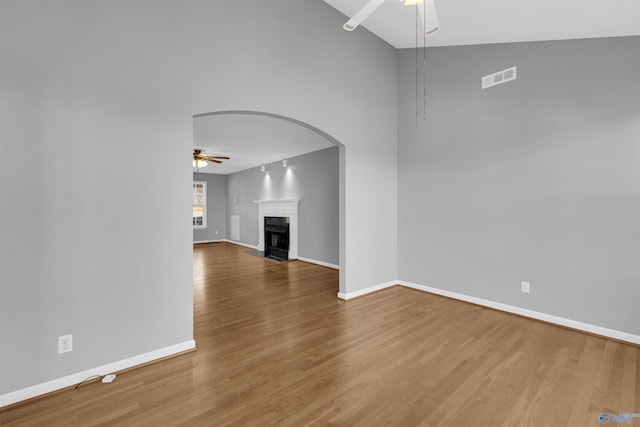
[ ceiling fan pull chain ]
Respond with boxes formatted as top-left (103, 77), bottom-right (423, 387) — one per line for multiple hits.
top-left (415, 2), bottom-right (419, 125)
top-left (424, 0), bottom-right (427, 122)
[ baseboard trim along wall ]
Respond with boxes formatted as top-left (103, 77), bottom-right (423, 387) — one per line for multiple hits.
top-left (195, 242), bottom-right (338, 270)
top-left (297, 256), bottom-right (339, 270)
top-left (0, 339), bottom-right (196, 409)
top-left (222, 239), bottom-right (258, 250)
top-left (338, 280), bottom-right (640, 346)
top-left (398, 281), bottom-right (640, 345)
top-left (337, 280), bottom-right (397, 300)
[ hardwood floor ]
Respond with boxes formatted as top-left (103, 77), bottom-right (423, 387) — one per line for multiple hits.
top-left (2, 242), bottom-right (638, 426)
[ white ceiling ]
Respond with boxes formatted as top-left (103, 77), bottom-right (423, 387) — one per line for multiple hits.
top-left (193, 114), bottom-right (334, 175)
top-left (323, 0), bottom-right (640, 48)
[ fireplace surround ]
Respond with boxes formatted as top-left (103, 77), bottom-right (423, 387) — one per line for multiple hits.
top-left (254, 199), bottom-right (299, 260)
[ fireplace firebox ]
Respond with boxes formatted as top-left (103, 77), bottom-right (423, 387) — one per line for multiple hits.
top-left (264, 217), bottom-right (290, 261)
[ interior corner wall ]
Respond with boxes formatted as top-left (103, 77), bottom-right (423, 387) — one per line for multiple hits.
top-left (226, 147), bottom-right (339, 266)
top-left (193, 173), bottom-right (227, 242)
top-left (397, 37), bottom-right (640, 336)
top-left (0, 0), bottom-right (396, 400)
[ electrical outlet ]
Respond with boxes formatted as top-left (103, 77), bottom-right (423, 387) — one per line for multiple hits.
top-left (521, 281), bottom-right (530, 294)
top-left (58, 334), bottom-right (73, 354)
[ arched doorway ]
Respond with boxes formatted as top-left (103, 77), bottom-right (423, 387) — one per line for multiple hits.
top-left (193, 110), bottom-right (346, 292)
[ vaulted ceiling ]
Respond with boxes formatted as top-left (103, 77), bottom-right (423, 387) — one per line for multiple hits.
top-left (323, 0), bottom-right (640, 48)
top-left (196, 1), bottom-right (639, 175)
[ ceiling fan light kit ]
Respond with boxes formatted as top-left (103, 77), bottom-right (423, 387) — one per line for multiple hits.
top-left (193, 149), bottom-right (230, 170)
top-left (193, 159), bottom-right (208, 168)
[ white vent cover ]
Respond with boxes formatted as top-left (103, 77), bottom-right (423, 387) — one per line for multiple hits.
top-left (230, 215), bottom-right (240, 241)
top-left (482, 66), bottom-right (517, 89)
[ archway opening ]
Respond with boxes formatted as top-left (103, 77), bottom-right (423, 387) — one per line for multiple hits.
top-left (191, 110), bottom-right (346, 293)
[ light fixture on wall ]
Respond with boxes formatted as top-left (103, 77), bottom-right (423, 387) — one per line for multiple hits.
top-left (261, 164), bottom-right (266, 172)
top-left (282, 158), bottom-right (288, 168)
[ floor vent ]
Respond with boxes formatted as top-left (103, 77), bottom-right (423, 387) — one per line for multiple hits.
top-left (482, 66), bottom-right (517, 89)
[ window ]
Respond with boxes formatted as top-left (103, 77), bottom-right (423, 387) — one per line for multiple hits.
top-left (193, 181), bottom-right (206, 229)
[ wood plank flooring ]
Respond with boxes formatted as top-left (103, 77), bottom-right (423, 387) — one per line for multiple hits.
top-left (2, 242), bottom-right (638, 426)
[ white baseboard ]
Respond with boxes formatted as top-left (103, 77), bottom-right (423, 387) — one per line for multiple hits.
top-left (335, 279), bottom-right (640, 345)
top-left (194, 239), bottom-right (224, 244)
top-left (0, 339), bottom-right (196, 408)
top-left (216, 242), bottom-right (337, 269)
top-left (397, 280), bottom-right (640, 346)
top-left (337, 280), bottom-right (397, 300)
top-left (222, 239), bottom-right (258, 250)
top-left (297, 256), bottom-right (339, 270)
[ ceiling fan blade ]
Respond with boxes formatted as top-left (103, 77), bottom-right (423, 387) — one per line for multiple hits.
top-left (418, 0), bottom-right (440, 36)
top-left (343, 0), bottom-right (386, 31)
top-left (202, 156), bottom-right (229, 161)
top-left (208, 159), bottom-right (223, 164)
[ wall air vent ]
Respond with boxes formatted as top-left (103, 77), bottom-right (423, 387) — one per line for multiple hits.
top-left (482, 66), bottom-right (517, 89)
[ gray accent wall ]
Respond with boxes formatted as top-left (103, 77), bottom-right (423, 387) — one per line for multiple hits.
top-left (227, 147), bottom-right (339, 265)
top-left (1, 1), bottom-right (397, 398)
top-left (398, 37), bottom-right (640, 335)
top-left (193, 173), bottom-right (227, 242)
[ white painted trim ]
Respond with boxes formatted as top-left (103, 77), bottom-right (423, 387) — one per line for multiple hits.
top-left (337, 280), bottom-right (397, 300)
top-left (253, 198), bottom-right (299, 203)
top-left (254, 199), bottom-right (299, 260)
top-left (297, 256), bottom-right (339, 270)
top-left (397, 281), bottom-right (640, 346)
top-left (0, 340), bottom-right (196, 408)
top-left (335, 279), bottom-right (640, 345)
top-left (193, 239), bottom-right (224, 245)
top-left (222, 239), bottom-right (258, 250)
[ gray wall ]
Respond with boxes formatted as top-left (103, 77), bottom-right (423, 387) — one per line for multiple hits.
top-left (227, 147), bottom-right (339, 265)
top-left (193, 173), bottom-right (227, 242)
top-left (0, 0), bottom-right (397, 398)
top-left (398, 37), bottom-right (640, 335)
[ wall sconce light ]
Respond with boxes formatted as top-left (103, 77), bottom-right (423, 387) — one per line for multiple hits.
top-left (282, 158), bottom-right (288, 168)
top-left (261, 164), bottom-right (266, 172)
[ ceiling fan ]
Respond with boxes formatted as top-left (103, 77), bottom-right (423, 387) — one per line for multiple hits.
top-left (343, 0), bottom-right (440, 36)
top-left (193, 149), bottom-right (230, 169)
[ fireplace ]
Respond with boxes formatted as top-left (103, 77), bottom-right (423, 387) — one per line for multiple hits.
top-left (264, 217), bottom-right (290, 261)
top-left (254, 199), bottom-right (299, 260)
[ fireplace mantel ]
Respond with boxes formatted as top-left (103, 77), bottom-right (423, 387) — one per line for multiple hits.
top-left (253, 199), bottom-right (299, 205)
top-left (254, 199), bottom-right (299, 259)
